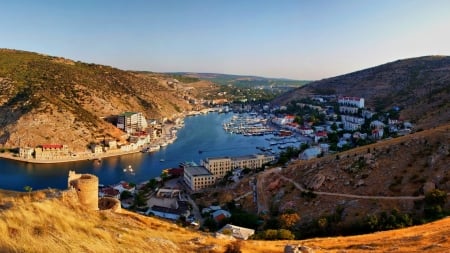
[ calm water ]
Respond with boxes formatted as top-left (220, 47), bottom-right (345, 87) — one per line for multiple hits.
top-left (0, 112), bottom-right (274, 191)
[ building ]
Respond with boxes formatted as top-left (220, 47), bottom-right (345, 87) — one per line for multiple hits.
top-left (212, 209), bottom-right (231, 223)
top-left (202, 157), bottom-right (232, 178)
top-left (19, 147), bottom-right (34, 159)
top-left (183, 166), bottom-right (216, 191)
top-left (202, 154), bottom-right (275, 178)
top-left (34, 144), bottom-right (70, 160)
top-left (338, 96), bottom-right (365, 108)
top-left (217, 224), bottom-right (255, 240)
top-left (232, 154), bottom-right (275, 171)
top-left (341, 115), bottom-right (365, 131)
top-left (117, 112), bottom-right (148, 134)
top-left (68, 171), bottom-right (99, 210)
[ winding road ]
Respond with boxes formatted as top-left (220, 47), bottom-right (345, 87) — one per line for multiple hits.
top-left (256, 167), bottom-right (450, 214)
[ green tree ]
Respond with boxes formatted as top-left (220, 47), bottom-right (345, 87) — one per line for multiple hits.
top-left (24, 185), bottom-right (32, 198)
top-left (277, 229), bottom-right (295, 240)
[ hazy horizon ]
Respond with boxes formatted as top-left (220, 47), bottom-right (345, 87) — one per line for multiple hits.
top-left (1, 0), bottom-right (450, 80)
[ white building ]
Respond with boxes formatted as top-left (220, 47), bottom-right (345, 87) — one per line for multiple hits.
top-left (338, 96), bottom-right (365, 108)
top-left (217, 224), bottom-right (255, 240)
top-left (202, 154), bottom-right (275, 178)
top-left (341, 115), bottom-right (365, 131)
top-left (117, 112), bottom-right (148, 134)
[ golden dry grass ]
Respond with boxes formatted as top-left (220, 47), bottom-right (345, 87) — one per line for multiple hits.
top-left (0, 189), bottom-right (449, 252)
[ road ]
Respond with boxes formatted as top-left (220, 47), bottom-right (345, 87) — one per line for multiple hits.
top-left (255, 168), bottom-right (450, 214)
top-left (279, 175), bottom-right (427, 200)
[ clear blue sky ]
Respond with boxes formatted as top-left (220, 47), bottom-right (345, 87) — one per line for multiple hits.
top-left (1, 0), bottom-right (449, 80)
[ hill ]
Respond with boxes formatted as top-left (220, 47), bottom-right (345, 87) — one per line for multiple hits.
top-left (174, 72), bottom-right (309, 90)
top-left (0, 49), bottom-right (214, 150)
top-left (191, 124), bottom-right (450, 241)
top-left (273, 56), bottom-right (450, 129)
top-left (0, 189), bottom-right (449, 252)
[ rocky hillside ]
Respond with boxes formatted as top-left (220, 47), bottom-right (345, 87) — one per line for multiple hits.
top-left (258, 123), bottom-right (450, 238)
top-left (0, 49), bottom-right (214, 150)
top-left (0, 189), bottom-right (449, 252)
top-left (273, 56), bottom-right (450, 128)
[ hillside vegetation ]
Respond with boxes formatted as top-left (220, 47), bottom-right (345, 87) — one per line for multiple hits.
top-left (0, 189), bottom-right (449, 252)
top-left (0, 49), bottom-right (211, 150)
top-left (273, 56), bottom-right (450, 128)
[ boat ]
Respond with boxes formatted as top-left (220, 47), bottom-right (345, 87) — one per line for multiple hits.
top-left (149, 145), bottom-right (160, 152)
top-left (160, 159), bottom-right (165, 162)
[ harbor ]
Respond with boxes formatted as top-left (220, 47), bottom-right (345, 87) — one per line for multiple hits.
top-left (0, 112), bottom-right (286, 191)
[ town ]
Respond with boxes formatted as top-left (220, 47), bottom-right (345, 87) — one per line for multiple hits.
top-left (64, 93), bottom-right (417, 241)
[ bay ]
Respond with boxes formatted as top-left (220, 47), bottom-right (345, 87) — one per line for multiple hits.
top-left (0, 112), bottom-right (275, 191)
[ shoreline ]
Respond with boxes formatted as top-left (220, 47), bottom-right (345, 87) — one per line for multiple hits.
top-left (0, 109), bottom-right (218, 165)
top-left (0, 149), bottom-right (143, 164)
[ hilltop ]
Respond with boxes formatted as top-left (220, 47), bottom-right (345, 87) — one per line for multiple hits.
top-left (0, 189), bottom-right (449, 252)
top-left (0, 49), bottom-right (215, 150)
top-left (273, 56), bottom-right (450, 129)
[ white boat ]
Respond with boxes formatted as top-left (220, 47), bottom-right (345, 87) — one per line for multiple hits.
top-left (149, 145), bottom-right (160, 152)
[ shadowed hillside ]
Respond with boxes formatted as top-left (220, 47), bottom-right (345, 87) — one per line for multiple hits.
top-left (273, 56), bottom-right (450, 129)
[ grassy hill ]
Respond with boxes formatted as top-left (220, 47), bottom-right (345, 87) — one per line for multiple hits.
top-left (273, 56), bottom-right (450, 129)
top-left (0, 189), bottom-right (449, 252)
top-left (0, 49), bottom-right (211, 150)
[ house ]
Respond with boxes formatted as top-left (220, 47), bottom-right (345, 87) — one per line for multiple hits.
top-left (90, 144), bottom-right (103, 154)
top-left (212, 209), bottom-right (231, 223)
top-left (299, 127), bottom-right (314, 135)
top-left (314, 131), bottom-right (328, 143)
top-left (372, 128), bottom-right (384, 140)
top-left (299, 147), bottom-right (322, 160)
top-left (99, 187), bottom-right (120, 199)
top-left (113, 181), bottom-right (136, 194)
top-left (217, 224), bottom-right (255, 240)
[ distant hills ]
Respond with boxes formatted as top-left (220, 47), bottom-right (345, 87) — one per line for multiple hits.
top-left (0, 49), bottom-right (208, 150)
top-left (274, 56), bottom-right (450, 128)
top-left (172, 72), bottom-right (310, 89)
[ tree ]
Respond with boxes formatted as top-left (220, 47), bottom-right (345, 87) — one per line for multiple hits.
top-left (24, 185), bottom-right (32, 198)
top-left (331, 122), bottom-right (338, 131)
top-left (277, 229), bottom-right (295, 240)
top-left (279, 212), bottom-right (300, 229)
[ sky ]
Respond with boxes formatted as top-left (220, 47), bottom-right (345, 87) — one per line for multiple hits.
top-left (1, 0), bottom-right (450, 80)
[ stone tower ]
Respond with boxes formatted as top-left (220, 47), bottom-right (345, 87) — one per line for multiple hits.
top-left (68, 170), bottom-right (99, 210)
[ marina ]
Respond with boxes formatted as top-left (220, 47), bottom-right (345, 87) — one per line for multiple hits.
top-left (222, 113), bottom-right (275, 136)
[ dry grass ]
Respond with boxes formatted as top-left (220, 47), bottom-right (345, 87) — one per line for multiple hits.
top-left (0, 189), bottom-right (449, 252)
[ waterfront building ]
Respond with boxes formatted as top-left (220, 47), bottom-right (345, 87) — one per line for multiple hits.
top-left (34, 144), bottom-right (70, 160)
top-left (18, 147), bottom-right (34, 159)
top-left (183, 166), bottom-right (216, 191)
top-left (117, 112), bottom-right (148, 134)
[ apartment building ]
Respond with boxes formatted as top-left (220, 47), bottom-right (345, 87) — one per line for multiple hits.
top-left (183, 166), bottom-right (216, 191)
top-left (117, 112), bottom-right (148, 134)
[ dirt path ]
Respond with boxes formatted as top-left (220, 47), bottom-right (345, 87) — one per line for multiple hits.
top-left (279, 175), bottom-right (427, 200)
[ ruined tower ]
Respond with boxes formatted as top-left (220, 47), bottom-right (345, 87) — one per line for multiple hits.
top-left (68, 170), bottom-right (99, 210)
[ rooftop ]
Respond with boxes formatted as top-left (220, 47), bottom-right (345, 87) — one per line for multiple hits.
top-left (184, 166), bottom-right (213, 176)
